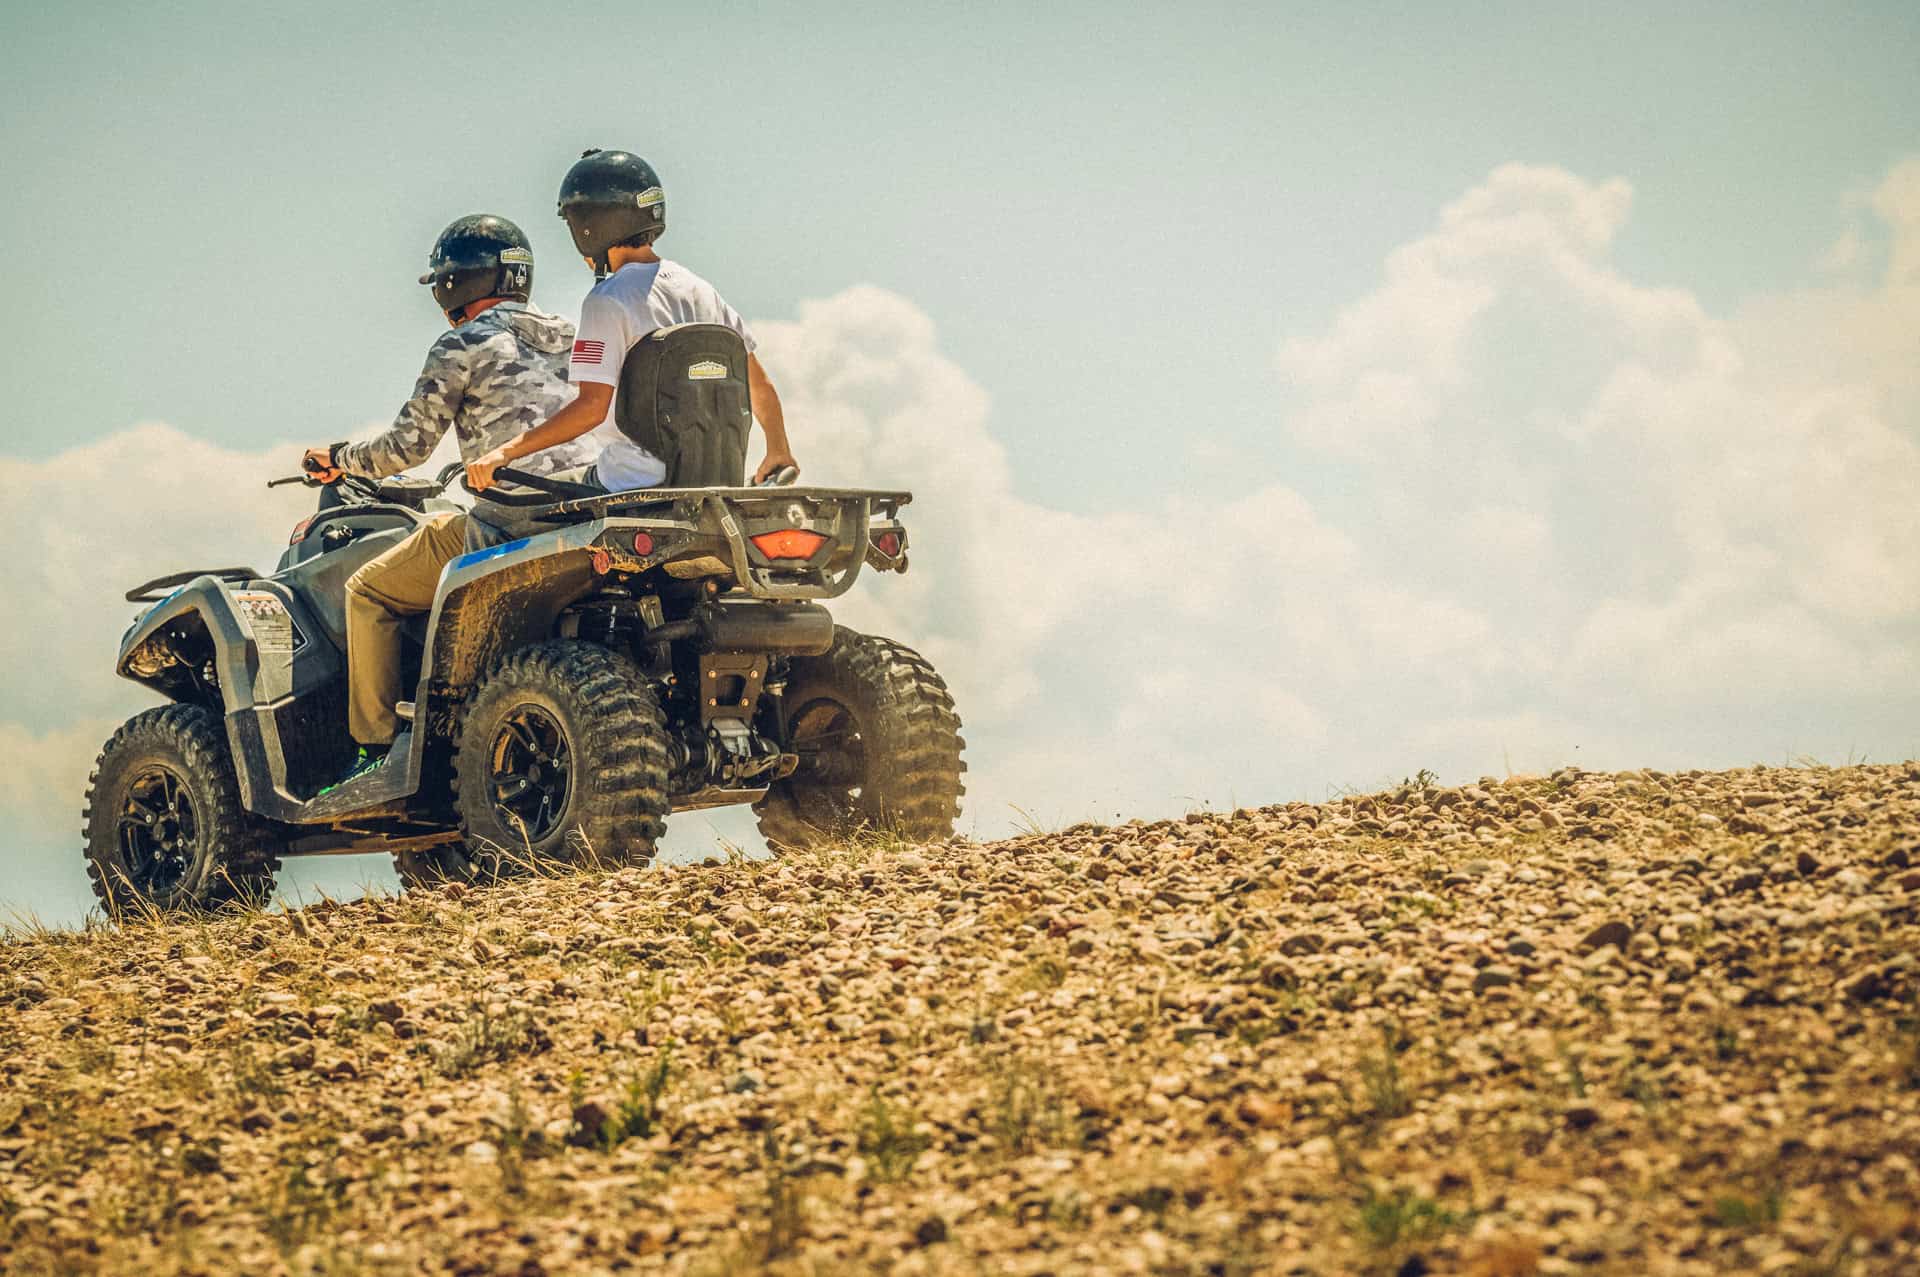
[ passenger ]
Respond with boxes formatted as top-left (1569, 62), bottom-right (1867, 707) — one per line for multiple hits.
top-left (464, 149), bottom-right (797, 493)
top-left (304, 214), bottom-right (585, 790)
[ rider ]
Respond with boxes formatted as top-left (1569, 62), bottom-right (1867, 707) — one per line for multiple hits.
top-left (304, 214), bottom-right (587, 789)
top-left (464, 149), bottom-right (797, 492)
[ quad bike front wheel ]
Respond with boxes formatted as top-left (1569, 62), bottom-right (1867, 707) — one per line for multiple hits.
top-left (451, 640), bottom-right (672, 873)
top-left (755, 626), bottom-right (965, 851)
top-left (82, 705), bottom-right (281, 914)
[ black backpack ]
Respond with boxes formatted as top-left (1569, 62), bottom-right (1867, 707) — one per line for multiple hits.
top-left (614, 322), bottom-right (751, 487)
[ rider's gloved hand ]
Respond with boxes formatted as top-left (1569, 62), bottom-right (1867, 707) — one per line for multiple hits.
top-left (303, 446), bottom-right (345, 484)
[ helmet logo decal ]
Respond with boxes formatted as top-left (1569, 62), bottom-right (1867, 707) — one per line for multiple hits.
top-left (634, 186), bottom-right (664, 208)
top-left (687, 360), bottom-right (727, 380)
top-left (498, 247), bottom-right (533, 264)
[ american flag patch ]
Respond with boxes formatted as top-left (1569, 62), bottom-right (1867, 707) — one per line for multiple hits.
top-left (572, 339), bottom-right (606, 365)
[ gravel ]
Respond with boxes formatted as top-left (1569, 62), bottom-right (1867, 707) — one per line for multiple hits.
top-left (1, 761), bottom-right (1917, 1274)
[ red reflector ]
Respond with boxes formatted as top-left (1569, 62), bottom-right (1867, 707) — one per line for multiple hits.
top-left (872, 530), bottom-right (902, 557)
top-left (632, 531), bottom-right (655, 556)
top-left (289, 516), bottom-right (315, 545)
top-left (750, 528), bottom-right (828, 559)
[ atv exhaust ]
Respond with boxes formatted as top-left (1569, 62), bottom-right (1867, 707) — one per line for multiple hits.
top-left (649, 600), bottom-right (835, 655)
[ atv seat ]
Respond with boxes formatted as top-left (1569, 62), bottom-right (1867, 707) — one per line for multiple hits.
top-left (616, 322), bottom-right (752, 487)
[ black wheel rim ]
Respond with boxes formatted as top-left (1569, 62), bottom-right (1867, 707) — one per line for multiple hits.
top-left (787, 696), bottom-right (869, 826)
top-left (118, 766), bottom-right (198, 895)
top-left (488, 705), bottom-right (572, 844)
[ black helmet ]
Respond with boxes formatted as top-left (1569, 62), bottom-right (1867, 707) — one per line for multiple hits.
top-left (419, 214), bottom-right (534, 321)
top-left (558, 149), bottom-right (666, 278)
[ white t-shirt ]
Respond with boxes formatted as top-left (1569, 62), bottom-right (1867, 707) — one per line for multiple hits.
top-left (567, 259), bottom-right (757, 490)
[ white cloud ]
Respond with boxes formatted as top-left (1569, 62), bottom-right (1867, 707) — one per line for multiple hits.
top-left (0, 423), bottom-right (317, 729)
top-left (7, 157), bottom-right (1920, 921)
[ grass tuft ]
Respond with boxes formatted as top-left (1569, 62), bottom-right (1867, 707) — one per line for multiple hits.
top-left (1354, 1184), bottom-right (1462, 1250)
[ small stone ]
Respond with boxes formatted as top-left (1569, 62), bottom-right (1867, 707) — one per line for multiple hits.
top-left (913, 1214), bottom-right (949, 1246)
top-left (1579, 920), bottom-right (1632, 951)
top-left (1473, 965), bottom-right (1517, 992)
top-left (1258, 957), bottom-right (1299, 989)
top-left (1843, 965), bottom-right (1894, 1004)
top-left (465, 1140), bottom-right (498, 1164)
top-left (570, 1098), bottom-right (614, 1146)
top-left (1236, 1093), bottom-right (1291, 1128)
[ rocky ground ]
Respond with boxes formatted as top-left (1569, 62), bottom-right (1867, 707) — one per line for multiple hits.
top-left (3, 763), bottom-right (1919, 1276)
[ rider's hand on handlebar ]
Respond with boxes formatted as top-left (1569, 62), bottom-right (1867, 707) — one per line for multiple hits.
top-left (466, 446), bottom-right (510, 492)
top-left (302, 447), bottom-right (344, 485)
top-left (753, 450), bottom-right (800, 485)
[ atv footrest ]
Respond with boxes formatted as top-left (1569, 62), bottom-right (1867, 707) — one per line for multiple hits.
top-left (293, 728), bottom-right (416, 823)
top-left (674, 785), bottom-right (769, 813)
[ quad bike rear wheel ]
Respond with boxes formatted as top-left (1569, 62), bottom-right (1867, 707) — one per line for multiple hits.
top-left (755, 626), bottom-right (965, 851)
top-left (451, 640), bottom-right (671, 872)
top-left (82, 704), bottom-right (281, 914)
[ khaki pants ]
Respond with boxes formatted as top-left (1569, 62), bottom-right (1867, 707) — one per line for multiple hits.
top-left (344, 512), bottom-right (468, 746)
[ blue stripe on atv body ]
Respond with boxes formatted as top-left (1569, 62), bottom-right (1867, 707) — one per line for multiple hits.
top-left (452, 538), bottom-right (530, 570)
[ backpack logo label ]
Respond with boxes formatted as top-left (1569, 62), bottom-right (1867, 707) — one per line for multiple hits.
top-left (687, 360), bottom-right (727, 380)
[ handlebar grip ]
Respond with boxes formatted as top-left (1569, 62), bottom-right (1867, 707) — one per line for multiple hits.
top-left (759, 465), bottom-right (800, 488)
top-left (494, 467), bottom-right (601, 497)
top-left (465, 465), bottom-right (603, 506)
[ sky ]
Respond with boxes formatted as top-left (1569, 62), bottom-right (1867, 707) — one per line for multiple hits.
top-left (3, 1), bottom-right (1918, 924)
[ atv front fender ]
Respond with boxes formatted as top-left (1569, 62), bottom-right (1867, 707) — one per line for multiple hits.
top-left (117, 573), bottom-right (341, 821)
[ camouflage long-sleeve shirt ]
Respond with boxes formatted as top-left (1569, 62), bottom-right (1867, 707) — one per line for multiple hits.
top-left (334, 302), bottom-right (596, 479)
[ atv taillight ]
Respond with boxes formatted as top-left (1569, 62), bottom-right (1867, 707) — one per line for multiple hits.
top-left (751, 529), bottom-right (828, 560)
top-left (289, 516), bottom-right (315, 546)
top-left (872, 530), bottom-right (902, 557)
top-left (632, 531), bottom-right (655, 556)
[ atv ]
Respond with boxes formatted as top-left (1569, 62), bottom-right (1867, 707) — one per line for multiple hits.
top-left (83, 323), bottom-right (966, 913)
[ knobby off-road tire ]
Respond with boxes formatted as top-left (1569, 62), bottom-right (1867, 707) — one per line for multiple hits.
top-left (755, 626), bottom-right (965, 851)
top-left (82, 704), bottom-right (281, 915)
top-left (451, 640), bottom-right (671, 874)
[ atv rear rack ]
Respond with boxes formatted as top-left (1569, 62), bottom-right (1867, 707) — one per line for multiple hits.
top-left (518, 484), bottom-right (913, 524)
